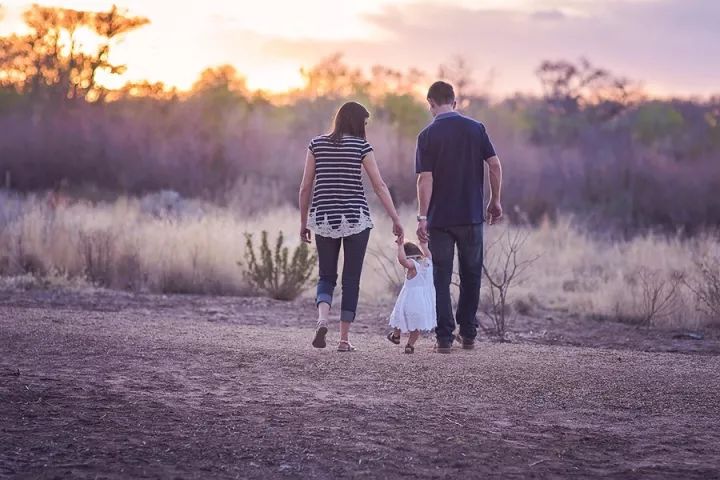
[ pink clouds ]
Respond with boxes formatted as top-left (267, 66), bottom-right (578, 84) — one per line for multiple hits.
top-left (261, 0), bottom-right (720, 97)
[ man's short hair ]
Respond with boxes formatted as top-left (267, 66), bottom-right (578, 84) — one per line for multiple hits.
top-left (427, 81), bottom-right (455, 105)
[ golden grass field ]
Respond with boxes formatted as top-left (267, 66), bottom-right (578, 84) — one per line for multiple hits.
top-left (1, 190), bottom-right (717, 330)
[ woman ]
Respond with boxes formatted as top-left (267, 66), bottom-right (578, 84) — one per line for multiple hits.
top-left (299, 101), bottom-right (403, 352)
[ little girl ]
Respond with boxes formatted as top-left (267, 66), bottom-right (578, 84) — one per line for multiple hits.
top-left (387, 238), bottom-right (437, 353)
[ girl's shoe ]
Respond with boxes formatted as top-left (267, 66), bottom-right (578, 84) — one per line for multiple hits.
top-left (387, 331), bottom-right (401, 345)
top-left (404, 344), bottom-right (415, 354)
top-left (337, 340), bottom-right (357, 352)
top-left (312, 322), bottom-right (328, 349)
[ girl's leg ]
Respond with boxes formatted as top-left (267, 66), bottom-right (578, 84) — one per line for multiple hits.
top-left (407, 330), bottom-right (421, 347)
top-left (394, 328), bottom-right (401, 337)
top-left (338, 228), bottom-right (371, 343)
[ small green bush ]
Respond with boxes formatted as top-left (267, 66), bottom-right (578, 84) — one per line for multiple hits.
top-left (242, 231), bottom-right (316, 301)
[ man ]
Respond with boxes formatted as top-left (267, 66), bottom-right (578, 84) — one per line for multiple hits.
top-left (416, 81), bottom-right (503, 353)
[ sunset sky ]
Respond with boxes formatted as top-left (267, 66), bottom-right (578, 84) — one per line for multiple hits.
top-left (1, 0), bottom-right (718, 97)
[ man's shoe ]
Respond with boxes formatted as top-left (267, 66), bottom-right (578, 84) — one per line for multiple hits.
top-left (434, 340), bottom-right (453, 354)
top-left (456, 334), bottom-right (475, 350)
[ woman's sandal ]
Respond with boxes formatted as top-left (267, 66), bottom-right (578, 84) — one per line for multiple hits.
top-left (337, 340), bottom-right (357, 352)
top-left (387, 331), bottom-right (401, 345)
top-left (404, 344), bottom-right (415, 354)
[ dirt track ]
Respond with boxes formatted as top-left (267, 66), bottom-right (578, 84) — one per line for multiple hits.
top-left (1, 290), bottom-right (720, 479)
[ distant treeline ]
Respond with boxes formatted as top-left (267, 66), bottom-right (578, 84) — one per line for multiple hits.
top-left (1, 4), bottom-right (719, 234)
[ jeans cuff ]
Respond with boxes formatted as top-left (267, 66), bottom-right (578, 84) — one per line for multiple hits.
top-left (340, 310), bottom-right (355, 322)
top-left (316, 293), bottom-right (332, 307)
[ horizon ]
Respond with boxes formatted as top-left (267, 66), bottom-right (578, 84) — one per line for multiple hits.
top-left (1, 0), bottom-right (719, 99)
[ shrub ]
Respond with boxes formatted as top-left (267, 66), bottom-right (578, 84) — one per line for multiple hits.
top-left (481, 230), bottom-right (539, 340)
top-left (624, 267), bottom-right (682, 326)
top-left (79, 230), bottom-right (114, 287)
top-left (367, 246), bottom-right (405, 296)
top-left (242, 231), bottom-right (316, 301)
top-left (114, 251), bottom-right (144, 290)
top-left (685, 254), bottom-right (720, 322)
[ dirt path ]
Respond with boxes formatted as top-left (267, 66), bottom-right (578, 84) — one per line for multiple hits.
top-left (1, 291), bottom-right (720, 479)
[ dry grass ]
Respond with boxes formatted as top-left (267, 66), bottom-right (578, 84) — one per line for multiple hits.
top-left (0, 190), bottom-right (294, 296)
top-left (0, 190), bottom-right (717, 329)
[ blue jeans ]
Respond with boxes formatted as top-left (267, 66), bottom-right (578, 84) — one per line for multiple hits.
top-left (315, 228), bottom-right (370, 322)
top-left (429, 224), bottom-right (483, 344)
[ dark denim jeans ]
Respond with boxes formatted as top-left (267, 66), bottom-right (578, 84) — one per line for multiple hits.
top-left (429, 224), bottom-right (483, 344)
top-left (315, 228), bottom-right (370, 322)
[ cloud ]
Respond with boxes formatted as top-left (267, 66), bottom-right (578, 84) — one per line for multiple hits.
top-left (262, 0), bottom-right (720, 96)
top-left (530, 9), bottom-right (566, 21)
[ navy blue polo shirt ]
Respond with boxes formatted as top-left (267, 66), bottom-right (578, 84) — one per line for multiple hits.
top-left (415, 111), bottom-right (496, 228)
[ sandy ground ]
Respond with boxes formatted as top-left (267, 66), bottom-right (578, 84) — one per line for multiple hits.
top-left (1, 289), bottom-right (720, 479)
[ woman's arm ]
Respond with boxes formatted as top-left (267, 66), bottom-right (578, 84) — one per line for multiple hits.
top-left (298, 149), bottom-right (316, 243)
top-left (362, 151), bottom-right (403, 240)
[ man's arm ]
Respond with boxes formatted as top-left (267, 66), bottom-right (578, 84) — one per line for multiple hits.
top-left (485, 155), bottom-right (503, 224)
top-left (418, 240), bottom-right (432, 260)
top-left (416, 172), bottom-right (433, 242)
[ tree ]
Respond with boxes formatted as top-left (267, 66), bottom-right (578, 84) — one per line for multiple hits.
top-left (190, 65), bottom-right (248, 111)
top-left (0, 4), bottom-right (149, 102)
top-left (536, 57), bottom-right (639, 121)
top-left (299, 53), bottom-right (368, 99)
top-left (109, 81), bottom-right (176, 101)
top-left (191, 65), bottom-right (247, 96)
top-left (438, 56), bottom-right (475, 109)
top-left (368, 65), bottom-right (425, 99)
top-left (633, 102), bottom-right (685, 145)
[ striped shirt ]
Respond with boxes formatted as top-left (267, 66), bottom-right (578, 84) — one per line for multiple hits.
top-left (307, 135), bottom-right (374, 238)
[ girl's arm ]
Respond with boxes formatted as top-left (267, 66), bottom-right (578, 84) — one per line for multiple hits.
top-left (396, 237), bottom-right (415, 270)
top-left (419, 240), bottom-right (432, 260)
top-left (362, 151), bottom-right (403, 241)
top-left (298, 150), bottom-right (316, 243)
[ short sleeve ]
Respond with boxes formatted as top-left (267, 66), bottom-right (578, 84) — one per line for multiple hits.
top-left (479, 125), bottom-right (496, 161)
top-left (308, 137), bottom-right (316, 155)
top-left (361, 141), bottom-right (373, 158)
top-left (415, 131), bottom-right (434, 173)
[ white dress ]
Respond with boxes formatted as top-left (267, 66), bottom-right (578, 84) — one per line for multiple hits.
top-left (389, 258), bottom-right (437, 333)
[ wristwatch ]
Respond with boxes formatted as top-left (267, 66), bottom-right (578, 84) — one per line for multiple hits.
top-left (417, 215), bottom-right (427, 222)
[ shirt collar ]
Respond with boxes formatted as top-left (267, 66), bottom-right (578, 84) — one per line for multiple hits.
top-left (433, 111), bottom-right (460, 121)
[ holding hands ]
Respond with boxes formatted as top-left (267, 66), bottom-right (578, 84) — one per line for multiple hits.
top-left (392, 217), bottom-right (404, 244)
top-left (416, 217), bottom-right (429, 243)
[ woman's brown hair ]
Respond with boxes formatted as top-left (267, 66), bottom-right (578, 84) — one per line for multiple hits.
top-left (328, 101), bottom-right (370, 143)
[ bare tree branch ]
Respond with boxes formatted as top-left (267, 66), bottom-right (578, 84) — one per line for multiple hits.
top-left (481, 229), bottom-right (540, 339)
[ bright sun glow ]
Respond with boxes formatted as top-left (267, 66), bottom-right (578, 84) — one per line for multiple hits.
top-left (245, 68), bottom-right (306, 94)
top-left (0, 0), bottom-right (716, 97)
top-left (0, 0), bottom-right (544, 94)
